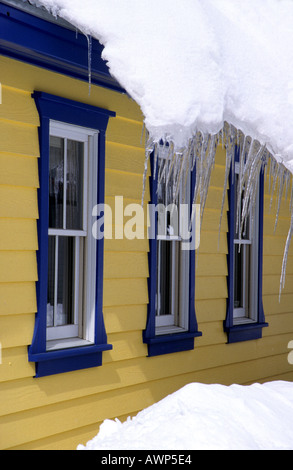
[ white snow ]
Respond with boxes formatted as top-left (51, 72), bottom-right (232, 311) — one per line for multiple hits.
top-left (30, 0), bottom-right (293, 173)
top-left (77, 381), bottom-right (293, 450)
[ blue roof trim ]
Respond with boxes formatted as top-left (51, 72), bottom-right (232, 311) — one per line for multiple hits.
top-left (0, 1), bottom-right (125, 93)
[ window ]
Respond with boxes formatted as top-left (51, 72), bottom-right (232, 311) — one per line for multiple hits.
top-left (224, 148), bottom-right (268, 342)
top-left (46, 121), bottom-right (98, 350)
top-left (143, 148), bottom-right (201, 356)
top-left (28, 92), bottom-right (115, 376)
top-left (155, 153), bottom-right (191, 334)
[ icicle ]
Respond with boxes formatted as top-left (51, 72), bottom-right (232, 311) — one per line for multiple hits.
top-left (280, 206), bottom-right (293, 300)
top-left (141, 148), bottom-right (151, 207)
top-left (200, 133), bottom-right (217, 223)
top-left (86, 35), bottom-right (92, 96)
top-left (218, 149), bottom-right (232, 248)
top-left (269, 159), bottom-right (279, 212)
top-left (274, 164), bottom-right (286, 233)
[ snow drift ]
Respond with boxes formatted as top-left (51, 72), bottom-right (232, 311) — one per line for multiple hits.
top-left (77, 381), bottom-right (293, 450)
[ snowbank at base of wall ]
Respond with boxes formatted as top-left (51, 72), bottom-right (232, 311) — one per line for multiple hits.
top-left (31, 0), bottom-right (293, 173)
top-left (77, 381), bottom-right (293, 450)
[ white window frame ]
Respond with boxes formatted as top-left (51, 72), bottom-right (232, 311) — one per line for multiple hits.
top-left (233, 162), bottom-right (259, 325)
top-left (155, 154), bottom-right (190, 336)
top-left (46, 120), bottom-right (99, 351)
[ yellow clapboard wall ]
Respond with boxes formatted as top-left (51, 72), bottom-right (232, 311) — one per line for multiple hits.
top-left (0, 54), bottom-right (293, 450)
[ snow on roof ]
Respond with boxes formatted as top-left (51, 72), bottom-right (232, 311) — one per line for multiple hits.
top-left (29, 0), bottom-right (293, 171)
top-left (77, 381), bottom-right (293, 450)
top-left (28, 0), bottom-right (293, 290)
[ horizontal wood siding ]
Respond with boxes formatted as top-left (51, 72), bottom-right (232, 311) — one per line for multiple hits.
top-left (0, 55), bottom-right (292, 450)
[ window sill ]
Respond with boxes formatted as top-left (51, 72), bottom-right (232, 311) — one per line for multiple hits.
top-left (224, 321), bottom-right (268, 344)
top-left (28, 341), bottom-right (112, 377)
top-left (143, 329), bottom-right (202, 357)
top-left (46, 337), bottom-right (94, 351)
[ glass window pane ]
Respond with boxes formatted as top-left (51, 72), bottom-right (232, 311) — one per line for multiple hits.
top-left (234, 244), bottom-right (243, 309)
top-left (66, 140), bottom-right (84, 230)
top-left (47, 235), bottom-right (55, 327)
top-left (49, 136), bottom-right (64, 229)
top-left (157, 240), bottom-right (171, 317)
top-left (57, 236), bottom-right (75, 326)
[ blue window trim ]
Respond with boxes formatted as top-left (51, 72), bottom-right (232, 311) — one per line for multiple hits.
top-left (143, 153), bottom-right (202, 357)
top-left (28, 91), bottom-right (115, 377)
top-left (0, 1), bottom-right (125, 93)
top-left (224, 147), bottom-right (268, 343)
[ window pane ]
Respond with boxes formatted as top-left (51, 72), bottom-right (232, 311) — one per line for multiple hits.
top-left (234, 172), bottom-right (250, 240)
top-left (234, 244), bottom-right (243, 309)
top-left (157, 239), bottom-right (171, 317)
top-left (47, 235), bottom-right (55, 327)
top-left (234, 244), bottom-right (250, 315)
top-left (66, 140), bottom-right (84, 230)
top-left (156, 240), bottom-right (180, 320)
top-left (57, 236), bottom-right (75, 326)
top-left (49, 136), bottom-right (64, 229)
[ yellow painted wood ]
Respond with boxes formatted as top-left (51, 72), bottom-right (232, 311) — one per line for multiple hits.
top-left (197, 230), bottom-right (227, 254)
top-left (0, 282), bottom-right (37, 315)
top-left (0, 153), bottom-right (39, 188)
top-left (0, 314), bottom-right (35, 348)
top-left (0, 119), bottom-right (39, 156)
top-left (209, 164), bottom-right (227, 188)
top-left (104, 251), bottom-right (148, 279)
top-left (263, 235), bottom-right (292, 256)
top-left (0, 186), bottom-right (38, 219)
top-left (104, 236), bottom-right (149, 253)
top-left (263, 293), bottom-right (293, 315)
top-left (103, 278), bottom-right (149, 307)
top-left (107, 116), bottom-right (144, 148)
top-left (264, 215), bottom-right (292, 237)
top-left (104, 196), bottom-right (149, 219)
top-left (0, 55), bottom-right (143, 123)
top-left (106, 141), bottom-right (146, 175)
top-left (195, 253), bottom-right (228, 277)
top-left (0, 346), bottom-right (35, 384)
top-left (263, 255), bottom-right (293, 275)
top-left (104, 331), bottom-right (147, 363)
top-left (105, 168), bottom-right (145, 200)
top-left (200, 208), bottom-right (228, 233)
top-left (104, 305), bottom-right (147, 334)
top-left (195, 276), bottom-right (227, 300)
top-left (263, 274), bottom-right (293, 295)
top-left (264, 193), bottom-right (291, 219)
top-left (0, 219), bottom-right (38, 251)
top-left (0, 86), bottom-right (39, 126)
top-left (194, 186), bottom-right (229, 212)
top-left (263, 312), bottom-right (293, 337)
top-left (0, 251), bottom-right (37, 282)
top-left (1, 332), bottom-right (292, 448)
top-left (9, 360), bottom-right (293, 450)
top-left (1, 54), bottom-right (293, 451)
top-left (195, 298), bottom-right (227, 323)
